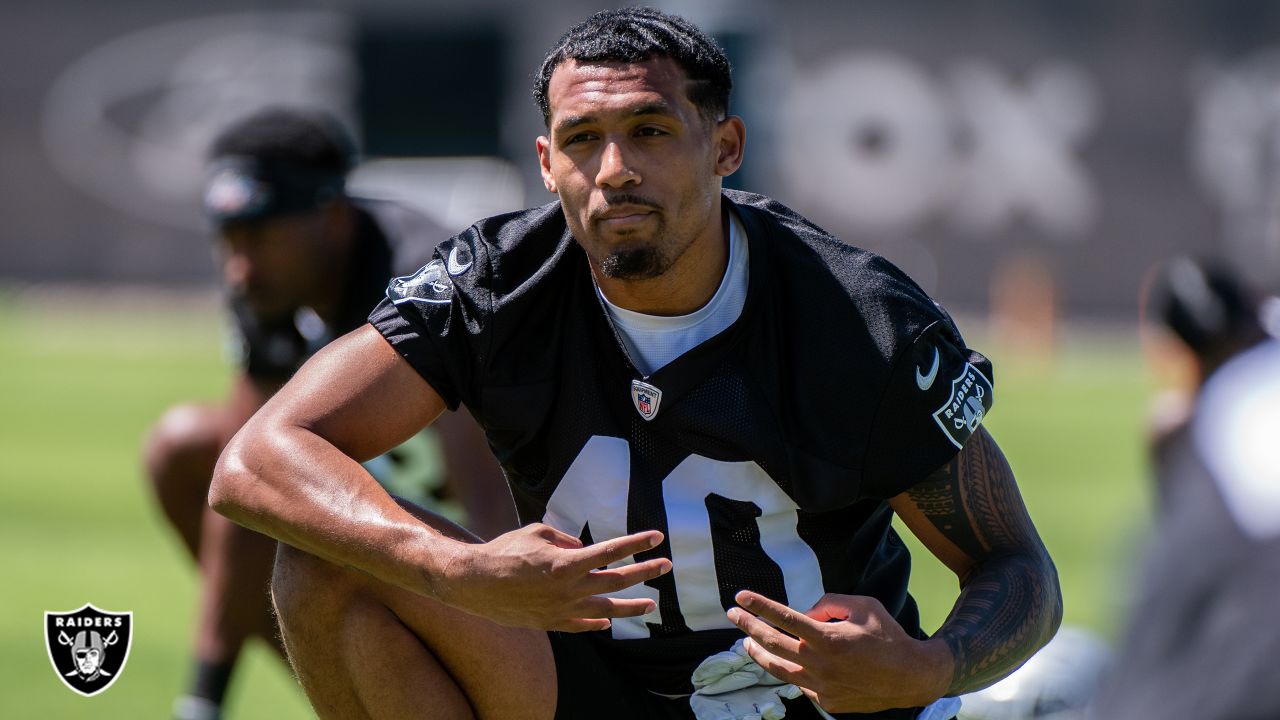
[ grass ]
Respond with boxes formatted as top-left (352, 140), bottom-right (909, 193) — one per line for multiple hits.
top-left (0, 290), bottom-right (312, 720)
top-left (0, 289), bottom-right (1154, 717)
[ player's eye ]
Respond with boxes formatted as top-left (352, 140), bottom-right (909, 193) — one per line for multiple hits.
top-left (636, 126), bottom-right (667, 137)
top-left (563, 132), bottom-right (596, 146)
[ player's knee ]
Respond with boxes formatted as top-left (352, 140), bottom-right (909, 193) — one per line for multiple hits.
top-left (271, 543), bottom-right (359, 622)
top-left (142, 403), bottom-right (226, 497)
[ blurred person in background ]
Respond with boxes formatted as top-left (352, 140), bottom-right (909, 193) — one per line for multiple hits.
top-left (1092, 257), bottom-right (1279, 718)
top-left (1139, 257), bottom-right (1270, 500)
top-left (142, 107), bottom-right (515, 720)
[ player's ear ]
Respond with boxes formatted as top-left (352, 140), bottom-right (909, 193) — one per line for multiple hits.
top-left (536, 136), bottom-right (557, 193)
top-left (712, 116), bottom-right (746, 178)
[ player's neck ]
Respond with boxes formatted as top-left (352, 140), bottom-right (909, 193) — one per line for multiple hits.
top-left (594, 211), bottom-right (729, 317)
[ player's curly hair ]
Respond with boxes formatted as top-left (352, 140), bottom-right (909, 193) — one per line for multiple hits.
top-left (533, 7), bottom-right (733, 127)
top-left (208, 107), bottom-right (356, 176)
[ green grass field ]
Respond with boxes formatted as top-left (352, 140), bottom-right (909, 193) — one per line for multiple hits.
top-left (0, 289), bottom-right (1153, 719)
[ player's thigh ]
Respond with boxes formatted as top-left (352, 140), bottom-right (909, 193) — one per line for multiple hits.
top-left (273, 507), bottom-right (552, 719)
top-left (377, 573), bottom-right (556, 719)
top-left (549, 632), bottom-right (691, 720)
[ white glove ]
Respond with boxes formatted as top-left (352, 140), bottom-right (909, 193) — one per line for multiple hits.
top-left (689, 639), bottom-right (807, 720)
top-left (918, 696), bottom-right (962, 720)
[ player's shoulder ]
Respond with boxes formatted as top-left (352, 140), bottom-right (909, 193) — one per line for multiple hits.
top-left (384, 199), bottom-right (575, 313)
top-left (728, 190), bottom-right (931, 299)
top-left (727, 190), bottom-right (952, 355)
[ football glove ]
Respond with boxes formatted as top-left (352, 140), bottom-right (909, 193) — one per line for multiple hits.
top-left (689, 639), bottom-right (823, 720)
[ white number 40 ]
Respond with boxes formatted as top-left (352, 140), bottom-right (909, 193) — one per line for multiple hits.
top-left (543, 436), bottom-right (825, 639)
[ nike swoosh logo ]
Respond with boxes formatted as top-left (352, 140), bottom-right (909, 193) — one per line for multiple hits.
top-left (916, 346), bottom-right (940, 391)
top-left (446, 246), bottom-right (473, 276)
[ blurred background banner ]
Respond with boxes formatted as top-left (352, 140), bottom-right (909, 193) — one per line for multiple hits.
top-left (5, 0), bottom-right (1280, 311)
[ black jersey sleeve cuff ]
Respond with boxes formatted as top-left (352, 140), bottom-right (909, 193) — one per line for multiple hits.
top-left (368, 299), bottom-right (465, 411)
top-left (859, 321), bottom-right (994, 499)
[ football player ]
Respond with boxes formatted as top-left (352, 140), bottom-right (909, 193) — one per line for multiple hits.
top-left (1140, 257), bottom-right (1269, 481)
top-left (143, 108), bottom-right (514, 720)
top-left (1095, 259), bottom-right (1279, 719)
top-left (211, 9), bottom-right (1061, 719)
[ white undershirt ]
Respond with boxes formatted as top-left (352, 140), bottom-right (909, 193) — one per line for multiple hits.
top-left (599, 210), bottom-right (749, 376)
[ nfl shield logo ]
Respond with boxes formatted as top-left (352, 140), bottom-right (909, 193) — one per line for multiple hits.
top-left (44, 604), bottom-right (133, 697)
top-left (630, 379), bottom-right (663, 421)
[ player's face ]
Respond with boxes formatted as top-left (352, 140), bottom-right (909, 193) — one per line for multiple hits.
top-left (217, 212), bottom-right (330, 319)
top-left (537, 57), bottom-right (744, 281)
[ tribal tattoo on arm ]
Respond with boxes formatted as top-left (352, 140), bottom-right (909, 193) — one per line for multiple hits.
top-left (898, 425), bottom-right (1062, 695)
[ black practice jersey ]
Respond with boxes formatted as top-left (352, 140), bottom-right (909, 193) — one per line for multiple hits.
top-left (369, 190), bottom-right (994, 705)
top-left (230, 197), bottom-right (447, 381)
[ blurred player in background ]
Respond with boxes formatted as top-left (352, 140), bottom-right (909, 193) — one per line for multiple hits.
top-left (1139, 257), bottom-right (1270, 499)
top-left (142, 107), bottom-right (514, 720)
top-left (1092, 257), bottom-right (1278, 718)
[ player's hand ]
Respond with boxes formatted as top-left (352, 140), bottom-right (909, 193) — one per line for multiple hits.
top-left (727, 591), bottom-right (953, 714)
top-left (437, 523), bottom-right (672, 632)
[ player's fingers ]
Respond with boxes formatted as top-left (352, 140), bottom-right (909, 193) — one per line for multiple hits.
top-left (584, 557), bottom-right (672, 592)
top-left (740, 637), bottom-right (806, 684)
top-left (575, 595), bottom-right (658, 619)
top-left (528, 523), bottom-right (584, 550)
top-left (803, 593), bottom-right (858, 623)
top-left (734, 590), bottom-right (823, 643)
top-left (555, 617), bottom-right (613, 633)
top-left (798, 686), bottom-right (824, 710)
top-left (568, 530), bottom-right (664, 570)
top-left (726, 606), bottom-right (803, 661)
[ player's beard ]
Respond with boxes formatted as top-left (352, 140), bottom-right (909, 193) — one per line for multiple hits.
top-left (589, 193), bottom-right (684, 280)
top-left (596, 216), bottom-right (706, 281)
top-left (600, 244), bottom-right (666, 279)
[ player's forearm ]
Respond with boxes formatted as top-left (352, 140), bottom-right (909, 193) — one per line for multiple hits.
top-left (209, 421), bottom-right (466, 600)
top-left (894, 426), bottom-right (1064, 697)
top-left (934, 549), bottom-right (1062, 695)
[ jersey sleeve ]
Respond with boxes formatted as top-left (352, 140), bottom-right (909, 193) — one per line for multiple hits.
top-left (858, 318), bottom-right (994, 499)
top-left (367, 229), bottom-right (488, 411)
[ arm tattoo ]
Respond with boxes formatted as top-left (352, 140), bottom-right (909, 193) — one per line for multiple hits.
top-left (907, 427), bottom-right (1062, 695)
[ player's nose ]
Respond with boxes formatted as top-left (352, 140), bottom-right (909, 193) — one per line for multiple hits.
top-left (595, 141), bottom-right (641, 189)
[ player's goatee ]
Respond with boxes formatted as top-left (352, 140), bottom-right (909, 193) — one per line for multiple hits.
top-left (601, 245), bottom-right (667, 279)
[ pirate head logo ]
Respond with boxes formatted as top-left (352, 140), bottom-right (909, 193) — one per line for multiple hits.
top-left (45, 604), bottom-right (132, 696)
top-left (388, 259), bottom-right (454, 305)
top-left (931, 363), bottom-right (994, 450)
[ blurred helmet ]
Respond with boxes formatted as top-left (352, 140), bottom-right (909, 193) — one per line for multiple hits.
top-left (957, 626), bottom-right (1112, 720)
top-left (1149, 256), bottom-right (1262, 361)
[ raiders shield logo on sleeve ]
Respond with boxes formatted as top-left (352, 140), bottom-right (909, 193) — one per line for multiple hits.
top-left (44, 604), bottom-right (133, 697)
top-left (931, 363), bottom-right (994, 449)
